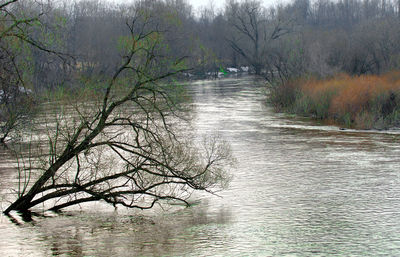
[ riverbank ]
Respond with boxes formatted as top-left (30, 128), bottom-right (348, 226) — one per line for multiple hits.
top-left (269, 71), bottom-right (400, 129)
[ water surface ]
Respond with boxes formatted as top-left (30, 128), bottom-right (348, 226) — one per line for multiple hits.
top-left (1, 76), bottom-right (400, 256)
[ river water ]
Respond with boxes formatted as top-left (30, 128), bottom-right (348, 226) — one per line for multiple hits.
top-left (1, 76), bottom-right (400, 256)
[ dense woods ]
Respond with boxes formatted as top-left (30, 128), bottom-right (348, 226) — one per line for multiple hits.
top-left (4, 0), bottom-right (400, 93)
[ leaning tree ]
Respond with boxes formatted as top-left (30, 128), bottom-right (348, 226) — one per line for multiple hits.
top-left (4, 8), bottom-right (232, 214)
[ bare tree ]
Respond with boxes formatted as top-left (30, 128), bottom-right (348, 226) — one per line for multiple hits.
top-left (4, 10), bottom-right (232, 214)
top-left (225, 0), bottom-right (293, 78)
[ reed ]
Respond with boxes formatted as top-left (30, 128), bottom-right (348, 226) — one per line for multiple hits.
top-left (270, 71), bottom-right (400, 129)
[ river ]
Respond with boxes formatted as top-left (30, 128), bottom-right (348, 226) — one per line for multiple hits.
top-left (1, 76), bottom-right (400, 256)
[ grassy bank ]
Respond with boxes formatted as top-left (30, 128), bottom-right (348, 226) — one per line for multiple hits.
top-left (269, 71), bottom-right (400, 129)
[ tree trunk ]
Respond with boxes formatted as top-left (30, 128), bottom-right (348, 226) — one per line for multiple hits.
top-left (3, 152), bottom-right (74, 213)
top-left (254, 63), bottom-right (262, 75)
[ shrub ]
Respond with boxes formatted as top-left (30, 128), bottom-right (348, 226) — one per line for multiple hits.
top-left (268, 79), bottom-right (299, 111)
top-left (269, 71), bottom-right (400, 129)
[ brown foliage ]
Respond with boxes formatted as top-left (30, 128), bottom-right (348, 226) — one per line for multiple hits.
top-left (272, 71), bottom-right (400, 128)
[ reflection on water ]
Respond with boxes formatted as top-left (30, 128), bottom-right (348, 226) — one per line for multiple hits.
top-left (1, 76), bottom-right (400, 256)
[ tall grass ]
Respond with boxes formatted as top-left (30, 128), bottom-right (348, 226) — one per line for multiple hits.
top-left (269, 71), bottom-right (400, 129)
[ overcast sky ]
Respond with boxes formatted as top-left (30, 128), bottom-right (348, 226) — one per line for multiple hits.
top-left (187, 0), bottom-right (285, 11)
top-left (107, 0), bottom-right (288, 14)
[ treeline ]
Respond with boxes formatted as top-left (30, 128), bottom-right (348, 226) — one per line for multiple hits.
top-left (220, 0), bottom-right (400, 82)
top-left (5, 0), bottom-right (400, 90)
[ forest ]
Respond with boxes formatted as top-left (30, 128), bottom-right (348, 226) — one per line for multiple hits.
top-left (3, 0), bottom-right (400, 86)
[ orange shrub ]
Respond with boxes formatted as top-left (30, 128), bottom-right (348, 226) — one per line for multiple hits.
top-left (272, 70), bottom-right (400, 128)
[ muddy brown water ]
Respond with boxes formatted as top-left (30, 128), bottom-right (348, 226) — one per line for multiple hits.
top-left (1, 76), bottom-right (400, 256)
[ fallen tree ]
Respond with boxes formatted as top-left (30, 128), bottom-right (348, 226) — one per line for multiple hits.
top-left (4, 9), bottom-right (232, 214)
